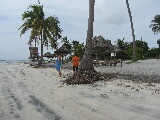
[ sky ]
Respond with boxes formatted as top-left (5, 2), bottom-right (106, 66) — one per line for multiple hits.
top-left (0, 0), bottom-right (160, 60)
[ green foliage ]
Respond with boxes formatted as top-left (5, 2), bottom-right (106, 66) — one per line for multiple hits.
top-left (19, 2), bottom-right (62, 65)
top-left (74, 42), bottom-right (85, 58)
top-left (61, 37), bottom-right (85, 59)
top-left (19, 3), bottom-right (62, 49)
top-left (71, 40), bottom-right (85, 58)
top-left (115, 38), bottom-right (129, 59)
top-left (150, 14), bottom-right (160, 35)
top-left (115, 38), bottom-right (151, 60)
top-left (61, 36), bottom-right (72, 50)
top-left (148, 47), bottom-right (159, 58)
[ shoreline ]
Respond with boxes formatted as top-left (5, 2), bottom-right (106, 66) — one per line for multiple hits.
top-left (1, 59), bottom-right (160, 83)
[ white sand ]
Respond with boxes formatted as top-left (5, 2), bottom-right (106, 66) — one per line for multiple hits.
top-left (0, 61), bottom-right (160, 120)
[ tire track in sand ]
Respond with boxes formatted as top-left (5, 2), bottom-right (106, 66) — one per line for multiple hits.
top-left (1, 65), bottom-right (62, 120)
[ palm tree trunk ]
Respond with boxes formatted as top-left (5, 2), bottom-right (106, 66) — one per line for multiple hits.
top-left (39, 5), bottom-right (44, 66)
top-left (39, 30), bottom-right (43, 65)
top-left (126, 0), bottom-right (136, 61)
top-left (79, 0), bottom-right (95, 71)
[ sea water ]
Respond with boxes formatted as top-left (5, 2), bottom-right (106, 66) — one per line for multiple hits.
top-left (0, 60), bottom-right (30, 64)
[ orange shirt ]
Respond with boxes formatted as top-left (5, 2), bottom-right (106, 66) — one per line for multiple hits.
top-left (72, 56), bottom-right (80, 66)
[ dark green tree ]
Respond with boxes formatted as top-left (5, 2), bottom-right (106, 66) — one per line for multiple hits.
top-left (148, 48), bottom-right (159, 58)
top-left (61, 38), bottom-right (85, 58)
top-left (72, 41), bottom-right (85, 58)
top-left (61, 36), bottom-right (72, 50)
top-left (115, 38), bottom-right (128, 59)
top-left (135, 40), bottom-right (149, 59)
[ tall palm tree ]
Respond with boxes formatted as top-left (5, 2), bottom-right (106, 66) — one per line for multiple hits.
top-left (19, 3), bottom-right (62, 65)
top-left (79, 0), bottom-right (95, 70)
top-left (150, 14), bottom-right (160, 35)
top-left (126, 0), bottom-right (136, 61)
top-left (64, 0), bottom-right (96, 84)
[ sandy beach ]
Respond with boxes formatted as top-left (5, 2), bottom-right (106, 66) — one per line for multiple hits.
top-left (0, 60), bottom-right (160, 120)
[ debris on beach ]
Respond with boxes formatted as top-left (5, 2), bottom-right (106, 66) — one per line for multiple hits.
top-left (63, 70), bottom-right (116, 85)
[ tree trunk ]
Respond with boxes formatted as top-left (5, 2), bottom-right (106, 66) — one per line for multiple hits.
top-left (39, 30), bottom-right (43, 66)
top-left (39, 5), bottom-right (44, 66)
top-left (79, 0), bottom-right (95, 71)
top-left (64, 0), bottom-right (109, 85)
top-left (126, 0), bottom-right (136, 61)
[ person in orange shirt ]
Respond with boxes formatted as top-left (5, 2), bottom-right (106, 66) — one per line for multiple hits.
top-left (72, 54), bottom-right (80, 73)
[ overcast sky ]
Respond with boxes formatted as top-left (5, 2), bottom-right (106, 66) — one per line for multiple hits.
top-left (0, 0), bottom-right (160, 60)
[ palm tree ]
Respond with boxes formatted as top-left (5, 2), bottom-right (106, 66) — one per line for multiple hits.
top-left (71, 40), bottom-right (85, 58)
top-left (126, 0), bottom-right (136, 61)
top-left (150, 15), bottom-right (160, 59)
top-left (61, 36), bottom-right (72, 52)
top-left (150, 15), bottom-right (160, 35)
top-left (79, 0), bottom-right (95, 70)
top-left (64, 0), bottom-right (98, 84)
top-left (19, 3), bottom-right (62, 65)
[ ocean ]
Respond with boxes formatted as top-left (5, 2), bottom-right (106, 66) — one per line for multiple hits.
top-left (0, 60), bottom-right (30, 64)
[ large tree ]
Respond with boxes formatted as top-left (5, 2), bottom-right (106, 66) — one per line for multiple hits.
top-left (115, 38), bottom-right (128, 59)
top-left (19, 3), bottom-right (62, 65)
top-left (79, 0), bottom-right (95, 71)
top-left (126, 0), bottom-right (136, 61)
top-left (64, 0), bottom-right (114, 85)
top-left (64, 0), bottom-right (103, 85)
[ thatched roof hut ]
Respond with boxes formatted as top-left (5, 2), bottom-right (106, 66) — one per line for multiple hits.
top-left (92, 35), bottom-right (113, 49)
top-left (43, 52), bottom-right (55, 58)
top-left (54, 46), bottom-right (70, 55)
top-left (92, 35), bottom-right (120, 53)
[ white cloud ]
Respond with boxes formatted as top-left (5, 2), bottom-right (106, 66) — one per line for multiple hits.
top-left (0, 0), bottom-right (160, 60)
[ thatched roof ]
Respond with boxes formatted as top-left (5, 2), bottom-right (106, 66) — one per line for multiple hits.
top-left (92, 35), bottom-right (113, 49)
top-left (106, 45), bottom-right (121, 53)
top-left (43, 52), bottom-right (55, 58)
top-left (54, 47), bottom-right (70, 55)
top-left (92, 35), bottom-right (120, 53)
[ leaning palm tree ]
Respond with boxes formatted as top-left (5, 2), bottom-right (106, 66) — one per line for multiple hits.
top-left (19, 3), bottom-right (62, 65)
top-left (126, 0), bottom-right (136, 61)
